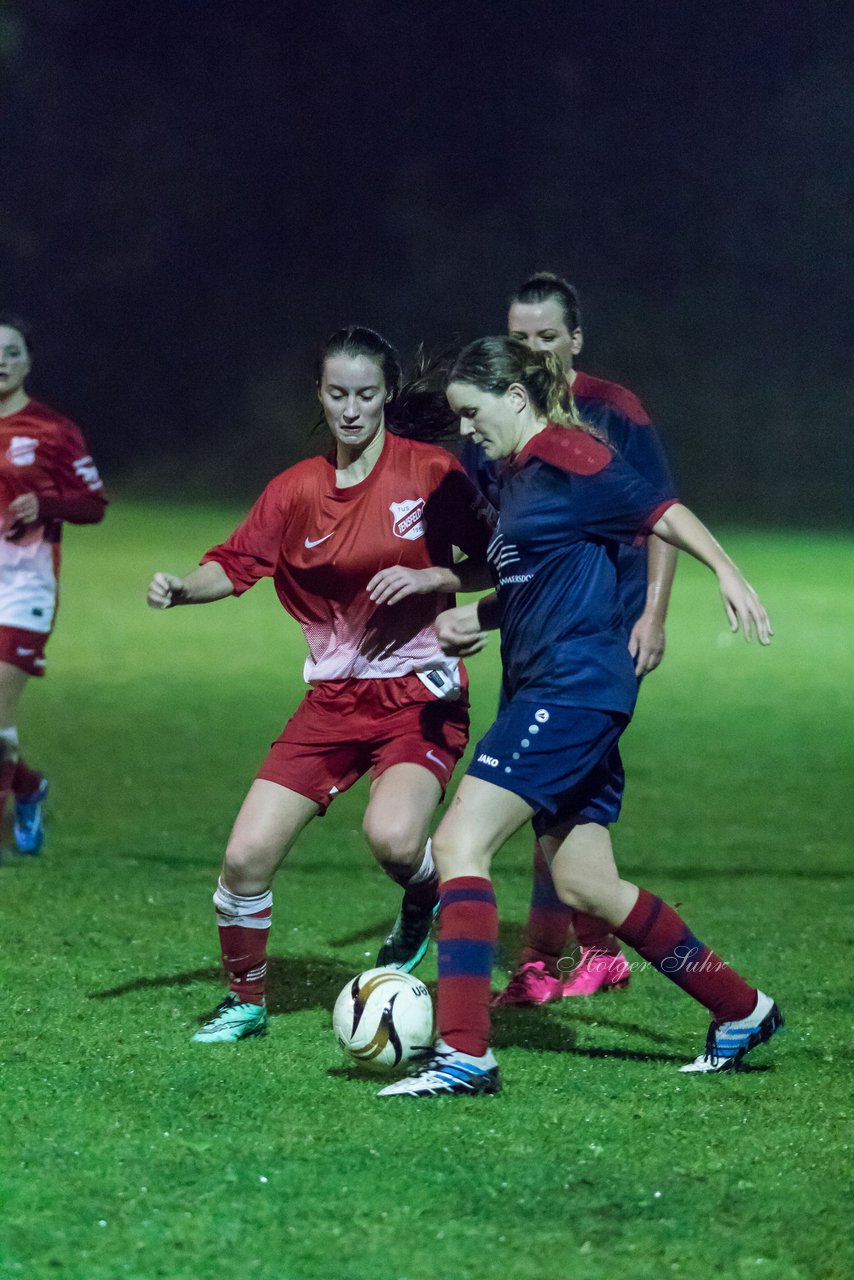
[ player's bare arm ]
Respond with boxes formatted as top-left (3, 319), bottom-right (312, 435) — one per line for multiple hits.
top-left (147, 561), bottom-right (234, 609)
top-left (651, 504), bottom-right (772, 643)
top-left (367, 557), bottom-right (492, 607)
top-left (628, 535), bottom-right (678, 676)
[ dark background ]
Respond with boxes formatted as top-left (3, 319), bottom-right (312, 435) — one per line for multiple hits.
top-left (1, 0), bottom-right (851, 520)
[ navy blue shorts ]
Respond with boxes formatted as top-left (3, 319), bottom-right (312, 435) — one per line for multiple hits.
top-left (466, 701), bottom-right (629, 837)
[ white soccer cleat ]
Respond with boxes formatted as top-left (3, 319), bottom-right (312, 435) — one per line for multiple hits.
top-left (377, 1039), bottom-right (501, 1098)
top-left (680, 991), bottom-right (784, 1073)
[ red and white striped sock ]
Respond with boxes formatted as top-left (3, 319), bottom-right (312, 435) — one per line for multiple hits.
top-left (213, 878), bottom-right (273, 1006)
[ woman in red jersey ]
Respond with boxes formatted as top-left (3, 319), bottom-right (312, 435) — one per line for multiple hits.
top-left (0, 315), bottom-right (107, 857)
top-left (148, 326), bottom-right (493, 1043)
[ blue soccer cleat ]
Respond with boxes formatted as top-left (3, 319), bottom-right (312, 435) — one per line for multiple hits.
top-left (680, 991), bottom-right (784, 1073)
top-left (13, 777), bottom-right (49, 855)
top-left (192, 994), bottom-right (268, 1043)
top-left (377, 1039), bottom-right (501, 1098)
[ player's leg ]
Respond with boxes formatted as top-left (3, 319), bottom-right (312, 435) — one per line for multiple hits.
top-left (364, 680), bottom-right (470, 972)
top-left (363, 763), bottom-right (442, 971)
top-left (0, 632), bottom-right (50, 855)
top-left (379, 775), bottom-right (532, 1097)
top-left (542, 822), bottom-right (783, 1072)
top-left (0, 657), bottom-right (30, 853)
top-left (194, 779), bottom-right (319, 1043)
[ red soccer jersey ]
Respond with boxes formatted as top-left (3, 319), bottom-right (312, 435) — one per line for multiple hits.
top-left (203, 431), bottom-right (494, 684)
top-left (0, 399), bottom-right (107, 632)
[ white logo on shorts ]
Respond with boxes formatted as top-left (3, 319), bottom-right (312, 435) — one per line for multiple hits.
top-left (477, 753), bottom-right (499, 767)
top-left (425, 749), bottom-right (448, 772)
top-left (534, 709), bottom-right (550, 723)
top-left (16, 648), bottom-right (35, 656)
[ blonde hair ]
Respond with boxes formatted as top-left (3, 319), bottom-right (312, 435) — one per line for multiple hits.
top-left (448, 337), bottom-right (600, 439)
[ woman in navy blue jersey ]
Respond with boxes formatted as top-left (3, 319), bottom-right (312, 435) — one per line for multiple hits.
top-left (379, 337), bottom-right (782, 1099)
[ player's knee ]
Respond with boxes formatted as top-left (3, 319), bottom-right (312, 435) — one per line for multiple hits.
top-left (224, 833), bottom-right (279, 887)
top-left (551, 869), bottom-right (610, 916)
top-left (363, 815), bottom-right (422, 871)
top-left (431, 828), bottom-right (491, 879)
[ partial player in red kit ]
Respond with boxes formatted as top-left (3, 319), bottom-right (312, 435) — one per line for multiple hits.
top-left (0, 315), bottom-right (107, 856)
top-left (148, 326), bottom-right (493, 1043)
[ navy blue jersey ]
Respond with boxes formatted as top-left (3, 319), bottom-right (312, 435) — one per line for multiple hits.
top-left (460, 370), bottom-right (674, 630)
top-left (490, 426), bottom-right (677, 715)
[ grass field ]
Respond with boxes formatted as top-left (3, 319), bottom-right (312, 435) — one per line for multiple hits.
top-left (1, 502), bottom-right (852, 1280)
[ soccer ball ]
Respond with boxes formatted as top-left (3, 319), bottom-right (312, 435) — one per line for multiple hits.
top-left (332, 967), bottom-right (434, 1074)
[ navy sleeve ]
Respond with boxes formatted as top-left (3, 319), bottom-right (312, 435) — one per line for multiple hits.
top-left (571, 454), bottom-right (676, 546)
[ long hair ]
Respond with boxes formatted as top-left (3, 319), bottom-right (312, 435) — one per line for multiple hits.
top-left (315, 326), bottom-right (458, 444)
top-left (509, 272), bottom-right (581, 331)
top-left (448, 336), bottom-right (600, 436)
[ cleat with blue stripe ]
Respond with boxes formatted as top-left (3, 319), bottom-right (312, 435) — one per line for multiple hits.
top-left (192, 993), bottom-right (268, 1043)
top-left (13, 777), bottom-right (49, 855)
top-left (377, 1039), bottom-right (501, 1098)
top-left (376, 896), bottom-right (439, 973)
top-left (680, 991), bottom-right (784, 1073)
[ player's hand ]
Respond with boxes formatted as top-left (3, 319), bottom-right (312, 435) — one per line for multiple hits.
top-left (147, 572), bottom-right (189, 609)
top-left (628, 612), bottom-right (666, 676)
top-left (367, 566), bottom-right (443, 607)
top-left (434, 604), bottom-right (489, 657)
top-left (717, 566), bottom-right (773, 644)
top-left (3, 492), bottom-right (40, 539)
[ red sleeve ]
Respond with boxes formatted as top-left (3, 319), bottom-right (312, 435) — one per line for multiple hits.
top-left (39, 425), bottom-right (107, 524)
top-left (200, 477), bottom-right (288, 595)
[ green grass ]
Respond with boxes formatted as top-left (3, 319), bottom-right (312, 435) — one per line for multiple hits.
top-left (1, 504), bottom-right (852, 1280)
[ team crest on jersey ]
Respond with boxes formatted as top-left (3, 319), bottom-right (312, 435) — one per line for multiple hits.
top-left (7, 436), bottom-right (38, 467)
top-left (390, 499), bottom-right (425, 541)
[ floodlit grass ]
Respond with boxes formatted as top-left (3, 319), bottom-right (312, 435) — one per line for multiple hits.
top-left (1, 503), bottom-right (851, 1280)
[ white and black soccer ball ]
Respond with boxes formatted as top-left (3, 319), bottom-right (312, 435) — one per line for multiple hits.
top-left (332, 967), bottom-right (434, 1074)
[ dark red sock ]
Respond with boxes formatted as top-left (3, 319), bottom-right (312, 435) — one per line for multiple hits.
top-left (615, 888), bottom-right (757, 1023)
top-left (0, 756), bottom-right (16, 822)
top-left (12, 757), bottom-right (42, 798)
top-left (437, 876), bottom-right (497, 1057)
top-left (520, 841), bottom-right (574, 973)
top-left (573, 911), bottom-right (622, 957)
top-left (213, 880), bottom-right (272, 1005)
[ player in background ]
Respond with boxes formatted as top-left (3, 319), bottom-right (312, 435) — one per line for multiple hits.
top-left (379, 338), bottom-right (782, 1097)
top-left (148, 326), bottom-right (493, 1043)
top-left (461, 273), bottom-right (678, 1004)
top-left (0, 315), bottom-right (107, 857)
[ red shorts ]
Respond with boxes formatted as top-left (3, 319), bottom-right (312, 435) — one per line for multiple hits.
top-left (0, 625), bottom-right (48, 677)
top-left (257, 675), bottom-right (470, 813)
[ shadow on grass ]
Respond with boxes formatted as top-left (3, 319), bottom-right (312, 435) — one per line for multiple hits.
top-left (87, 954), bottom-right (358, 1015)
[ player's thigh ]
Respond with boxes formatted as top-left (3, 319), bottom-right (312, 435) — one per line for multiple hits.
top-left (432, 775), bottom-right (533, 878)
top-left (363, 763), bottom-right (442, 863)
top-left (225, 779), bottom-right (319, 878)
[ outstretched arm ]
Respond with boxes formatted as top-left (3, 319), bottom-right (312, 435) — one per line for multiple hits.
top-left (366, 557), bottom-right (492, 607)
top-left (628, 535), bottom-right (678, 675)
top-left (651, 504), bottom-right (772, 644)
top-left (147, 561), bottom-right (235, 609)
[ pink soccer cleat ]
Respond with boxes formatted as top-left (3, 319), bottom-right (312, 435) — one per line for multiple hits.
top-left (491, 960), bottom-right (564, 1007)
top-left (560, 948), bottom-right (632, 997)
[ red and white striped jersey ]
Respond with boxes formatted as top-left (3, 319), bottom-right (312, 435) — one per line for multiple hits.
top-left (203, 431), bottom-right (494, 685)
top-left (0, 399), bottom-right (107, 632)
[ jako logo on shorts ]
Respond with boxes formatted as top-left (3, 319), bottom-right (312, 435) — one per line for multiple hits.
top-left (535, 709), bottom-right (550, 723)
top-left (390, 499), bottom-right (426, 541)
top-left (8, 437), bottom-right (38, 466)
top-left (477, 753), bottom-right (499, 767)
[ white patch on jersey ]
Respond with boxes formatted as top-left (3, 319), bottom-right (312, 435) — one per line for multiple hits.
top-left (7, 436), bottom-right (38, 467)
top-left (389, 499), bottom-right (425, 541)
top-left (72, 455), bottom-right (103, 491)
